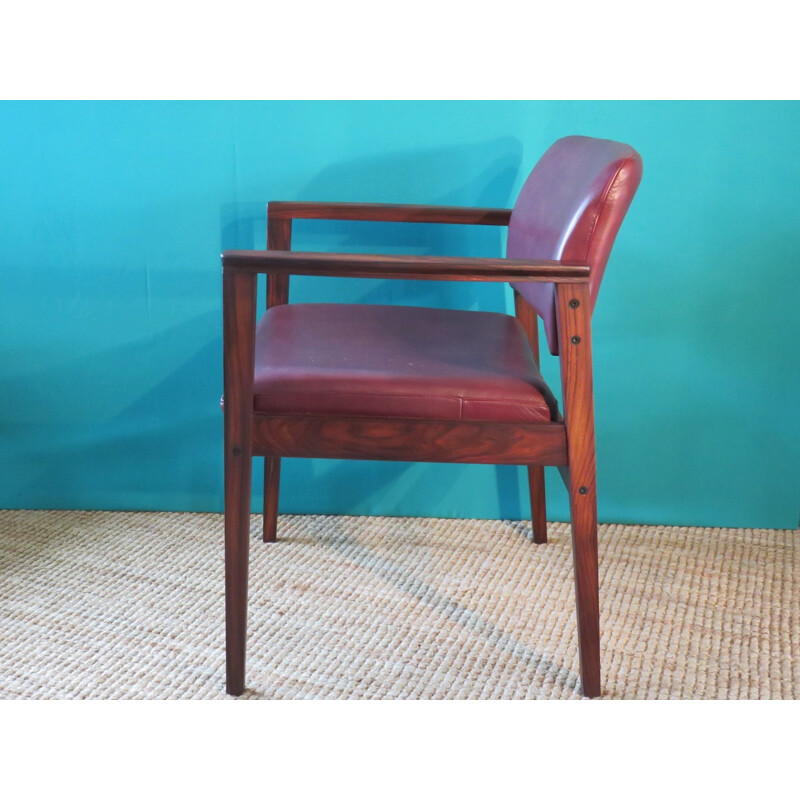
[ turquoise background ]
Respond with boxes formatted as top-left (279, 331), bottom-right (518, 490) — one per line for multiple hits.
top-left (1, 101), bottom-right (798, 528)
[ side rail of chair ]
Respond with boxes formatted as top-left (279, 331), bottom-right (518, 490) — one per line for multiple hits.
top-left (221, 250), bottom-right (589, 284)
top-left (267, 201), bottom-right (512, 226)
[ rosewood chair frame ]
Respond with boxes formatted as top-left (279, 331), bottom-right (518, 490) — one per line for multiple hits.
top-left (222, 201), bottom-right (600, 697)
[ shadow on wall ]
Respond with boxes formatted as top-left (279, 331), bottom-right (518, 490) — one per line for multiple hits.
top-left (1, 310), bottom-right (223, 511)
top-left (220, 139), bottom-right (533, 519)
top-left (221, 137), bottom-right (523, 306)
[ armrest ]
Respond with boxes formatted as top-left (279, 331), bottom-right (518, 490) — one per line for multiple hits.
top-left (221, 250), bottom-right (589, 283)
top-left (268, 201), bottom-right (512, 226)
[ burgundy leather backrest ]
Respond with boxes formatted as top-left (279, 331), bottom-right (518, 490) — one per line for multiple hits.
top-left (508, 135), bottom-right (643, 354)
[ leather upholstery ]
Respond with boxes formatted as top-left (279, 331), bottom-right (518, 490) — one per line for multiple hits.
top-left (508, 135), bottom-right (643, 354)
top-left (253, 303), bottom-right (558, 423)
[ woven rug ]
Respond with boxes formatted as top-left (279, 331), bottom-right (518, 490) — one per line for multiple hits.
top-left (0, 510), bottom-right (796, 699)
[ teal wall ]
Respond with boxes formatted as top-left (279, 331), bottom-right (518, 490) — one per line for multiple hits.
top-left (1, 101), bottom-right (798, 528)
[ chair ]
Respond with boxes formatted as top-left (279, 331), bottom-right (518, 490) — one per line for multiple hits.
top-left (221, 135), bottom-right (643, 697)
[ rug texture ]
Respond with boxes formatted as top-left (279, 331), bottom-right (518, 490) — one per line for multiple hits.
top-left (0, 510), bottom-right (796, 699)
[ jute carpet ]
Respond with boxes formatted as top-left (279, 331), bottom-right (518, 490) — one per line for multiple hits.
top-left (0, 510), bottom-right (796, 699)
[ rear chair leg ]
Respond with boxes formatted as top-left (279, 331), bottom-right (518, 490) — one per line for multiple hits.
top-left (527, 466), bottom-right (548, 543)
top-left (568, 477), bottom-right (600, 697)
top-left (556, 281), bottom-right (601, 698)
top-left (514, 291), bottom-right (548, 545)
top-left (263, 456), bottom-right (281, 543)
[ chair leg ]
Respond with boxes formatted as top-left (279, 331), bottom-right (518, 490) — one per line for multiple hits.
top-left (225, 447), bottom-right (252, 696)
top-left (263, 456), bottom-right (281, 543)
top-left (568, 478), bottom-right (600, 698)
top-left (514, 292), bottom-right (548, 545)
top-left (222, 267), bottom-right (257, 697)
top-left (555, 281), bottom-right (600, 697)
top-left (527, 465), bottom-right (548, 543)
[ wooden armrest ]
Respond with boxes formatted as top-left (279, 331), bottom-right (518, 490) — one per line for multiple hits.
top-left (268, 201), bottom-right (512, 226)
top-left (221, 250), bottom-right (589, 283)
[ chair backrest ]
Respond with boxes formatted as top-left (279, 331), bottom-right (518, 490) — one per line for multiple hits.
top-left (508, 135), bottom-right (643, 354)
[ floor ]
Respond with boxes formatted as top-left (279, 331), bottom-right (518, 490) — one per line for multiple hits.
top-left (0, 510), bottom-right (796, 699)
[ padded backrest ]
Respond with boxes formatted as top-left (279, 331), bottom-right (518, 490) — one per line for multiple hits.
top-left (508, 135), bottom-right (643, 354)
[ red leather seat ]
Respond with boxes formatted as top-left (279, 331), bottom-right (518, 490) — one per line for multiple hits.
top-left (253, 303), bottom-right (558, 423)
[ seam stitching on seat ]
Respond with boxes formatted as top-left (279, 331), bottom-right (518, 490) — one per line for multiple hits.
top-left (253, 390), bottom-right (551, 409)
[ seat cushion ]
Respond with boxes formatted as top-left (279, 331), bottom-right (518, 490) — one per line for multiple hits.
top-left (253, 304), bottom-right (558, 423)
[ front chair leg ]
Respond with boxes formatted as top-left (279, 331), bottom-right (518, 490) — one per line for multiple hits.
top-left (263, 456), bottom-right (281, 543)
top-left (527, 465), bottom-right (548, 544)
top-left (223, 268), bottom-right (257, 697)
top-left (225, 448), bottom-right (252, 696)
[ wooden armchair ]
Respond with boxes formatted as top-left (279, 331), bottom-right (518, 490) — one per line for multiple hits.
top-left (221, 135), bottom-right (643, 697)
